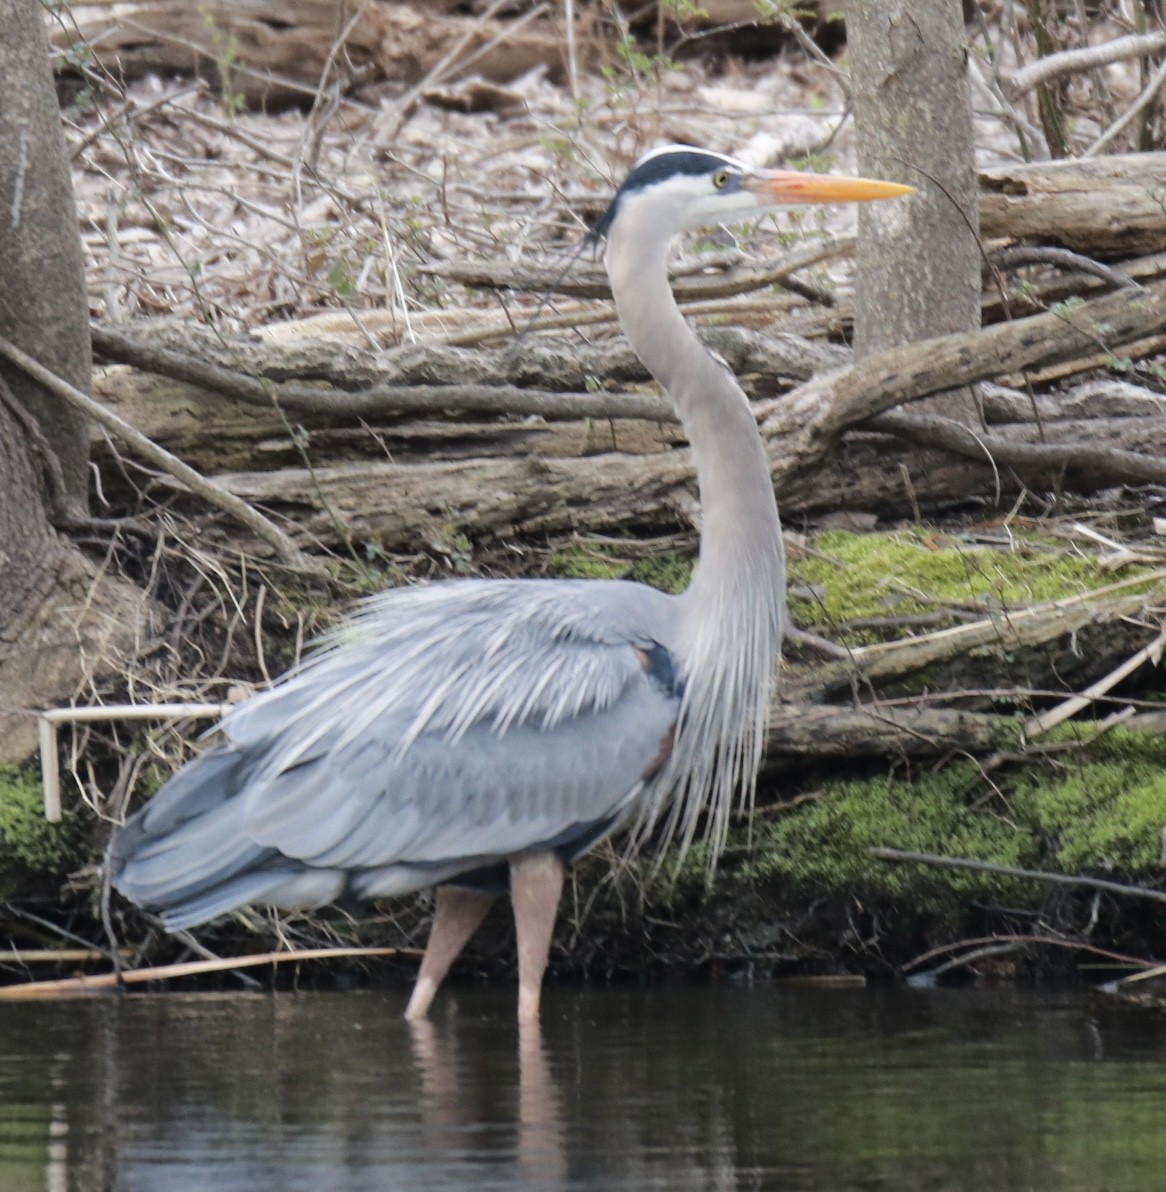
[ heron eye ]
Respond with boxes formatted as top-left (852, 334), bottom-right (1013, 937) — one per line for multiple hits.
top-left (712, 169), bottom-right (731, 190)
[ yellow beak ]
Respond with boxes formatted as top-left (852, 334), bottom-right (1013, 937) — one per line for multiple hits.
top-left (747, 170), bottom-right (915, 205)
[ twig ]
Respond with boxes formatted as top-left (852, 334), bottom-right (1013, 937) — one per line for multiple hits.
top-left (867, 408), bottom-right (1166, 488)
top-left (988, 245), bottom-right (1140, 292)
top-left (67, 81), bottom-right (203, 164)
top-left (1002, 31), bottom-right (1166, 99)
top-left (1084, 51), bottom-right (1166, 157)
top-left (775, 12), bottom-right (852, 100)
top-left (869, 847), bottom-right (1166, 907)
top-left (563, 0), bottom-right (579, 107)
top-left (3, 904), bottom-right (122, 964)
top-left (967, 48), bottom-right (1049, 161)
top-left (925, 941), bottom-right (1026, 978)
top-left (0, 946), bottom-right (416, 1000)
top-left (902, 932), bottom-right (1159, 974)
top-left (0, 334), bottom-right (326, 577)
top-left (1023, 626), bottom-right (1166, 737)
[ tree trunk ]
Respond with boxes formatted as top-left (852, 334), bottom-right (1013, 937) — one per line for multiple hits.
top-left (0, 0), bottom-right (91, 519)
top-left (0, 0), bottom-right (146, 762)
top-left (0, 396), bottom-right (141, 761)
top-left (847, 0), bottom-right (981, 424)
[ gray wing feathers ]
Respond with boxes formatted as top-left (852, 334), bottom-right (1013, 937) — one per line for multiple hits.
top-left (113, 578), bottom-right (680, 925)
top-left (225, 580), bottom-right (669, 764)
top-left (246, 680), bottom-right (673, 868)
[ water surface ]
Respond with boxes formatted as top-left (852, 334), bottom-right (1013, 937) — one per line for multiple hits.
top-left (1, 984), bottom-right (1164, 1190)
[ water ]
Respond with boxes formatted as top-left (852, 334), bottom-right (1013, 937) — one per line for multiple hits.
top-left (1, 984), bottom-right (1165, 1191)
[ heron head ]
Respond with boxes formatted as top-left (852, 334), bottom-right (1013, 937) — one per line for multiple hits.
top-left (590, 144), bottom-right (913, 244)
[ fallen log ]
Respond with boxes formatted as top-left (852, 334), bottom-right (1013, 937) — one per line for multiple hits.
top-left (92, 365), bottom-right (1166, 518)
top-left (979, 153), bottom-right (1166, 258)
top-left (48, 0), bottom-right (576, 103)
top-left (99, 280), bottom-right (1166, 547)
top-left (759, 279), bottom-right (1166, 457)
top-left (782, 414), bottom-right (1166, 518)
top-left (765, 703), bottom-right (1017, 760)
top-left (91, 322), bottom-right (845, 416)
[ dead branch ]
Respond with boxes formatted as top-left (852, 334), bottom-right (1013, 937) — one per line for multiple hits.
top-left (1024, 627), bottom-right (1166, 738)
top-left (848, 578), bottom-right (1165, 686)
top-left (870, 847), bottom-right (1166, 908)
top-left (0, 946), bottom-right (414, 1000)
top-left (424, 241), bottom-right (850, 301)
top-left (1001, 31), bottom-right (1166, 99)
top-left (988, 245), bottom-right (1140, 292)
top-left (868, 408), bottom-right (1166, 487)
top-left (1085, 54), bottom-right (1166, 158)
top-left (766, 703), bottom-right (1017, 759)
top-left (90, 322), bottom-right (845, 420)
top-left (761, 279), bottom-right (1166, 456)
top-left (781, 416), bottom-right (1166, 518)
top-left (0, 334), bottom-right (324, 576)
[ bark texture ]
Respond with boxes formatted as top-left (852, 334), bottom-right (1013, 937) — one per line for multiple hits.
top-left (848, 0), bottom-right (982, 423)
top-left (0, 0), bottom-right (91, 518)
top-left (979, 153), bottom-right (1166, 257)
top-left (0, 398), bottom-right (145, 762)
top-left (0, 0), bottom-right (146, 763)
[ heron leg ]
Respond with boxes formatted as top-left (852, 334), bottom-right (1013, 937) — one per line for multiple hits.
top-left (404, 885), bottom-right (496, 1020)
top-left (510, 851), bottom-right (565, 1024)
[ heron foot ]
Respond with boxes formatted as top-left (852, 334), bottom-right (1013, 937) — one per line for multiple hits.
top-left (404, 886), bottom-right (496, 1020)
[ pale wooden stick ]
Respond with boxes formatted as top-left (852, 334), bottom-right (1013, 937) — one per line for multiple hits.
top-left (563, 0), bottom-right (579, 106)
top-left (38, 702), bottom-right (230, 822)
top-left (1023, 626), bottom-right (1166, 738)
top-left (0, 946), bottom-right (415, 1000)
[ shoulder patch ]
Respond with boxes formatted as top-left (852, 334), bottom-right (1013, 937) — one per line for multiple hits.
top-left (634, 642), bottom-right (685, 700)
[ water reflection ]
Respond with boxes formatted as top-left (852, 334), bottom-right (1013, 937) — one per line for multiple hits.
top-left (1, 985), bottom-right (1166, 1191)
top-left (410, 1017), bottom-right (566, 1186)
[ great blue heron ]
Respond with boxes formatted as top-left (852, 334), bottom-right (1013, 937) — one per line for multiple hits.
top-left (111, 147), bottom-right (911, 1021)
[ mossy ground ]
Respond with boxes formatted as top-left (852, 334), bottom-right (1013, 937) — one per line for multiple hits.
top-left (535, 523), bottom-right (1166, 967)
top-left (546, 541), bottom-right (694, 592)
top-left (626, 723), bottom-right (1166, 972)
top-left (787, 526), bottom-right (1150, 644)
top-left (547, 524), bottom-right (1152, 645)
top-left (0, 767), bottom-right (93, 900)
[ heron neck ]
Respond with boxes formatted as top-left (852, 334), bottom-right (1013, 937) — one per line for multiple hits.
top-left (605, 227), bottom-right (785, 628)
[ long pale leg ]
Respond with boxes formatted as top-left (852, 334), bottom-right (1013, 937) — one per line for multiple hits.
top-left (510, 851), bottom-right (565, 1024)
top-left (404, 886), bottom-right (496, 1020)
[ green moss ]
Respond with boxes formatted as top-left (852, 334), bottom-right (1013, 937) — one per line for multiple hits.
top-left (788, 528), bottom-right (1145, 643)
top-left (667, 725), bottom-right (1166, 926)
top-left (547, 543), bottom-right (693, 593)
top-left (1012, 728), bottom-right (1166, 871)
top-left (748, 764), bottom-right (1040, 915)
top-left (0, 767), bottom-right (89, 891)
